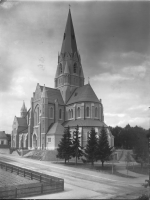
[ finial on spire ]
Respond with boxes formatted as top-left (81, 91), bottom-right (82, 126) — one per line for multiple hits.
top-left (41, 84), bottom-right (48, 98)
top-left (88, 77), bottom-right (90, 84)
top-left (69, 4), bottom-right (71, 9)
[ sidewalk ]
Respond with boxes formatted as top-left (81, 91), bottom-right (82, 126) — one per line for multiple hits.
top-left (114, 161), bottom-right (147, 186)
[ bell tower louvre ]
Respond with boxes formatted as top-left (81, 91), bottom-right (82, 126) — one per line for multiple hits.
top-left (55, 8), bottom-right (84, 103)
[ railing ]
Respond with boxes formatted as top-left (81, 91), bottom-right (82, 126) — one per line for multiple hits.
top-left (0, 145), bottom-right (10, 149)
top-left (0, 161), bottom-right (64, 199)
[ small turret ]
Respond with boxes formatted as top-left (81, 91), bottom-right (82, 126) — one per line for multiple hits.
top-left (21, 101), bottom-right (27, 118)
top-left (41, 84), bottom-right (48, 98)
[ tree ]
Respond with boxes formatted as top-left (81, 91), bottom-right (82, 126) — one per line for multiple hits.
top-left (133, 127), bottom-right (148, 168)
top-left (109, 126), bottom-right (123, 148)
top-left (96, 126), bottom-right (112, 168)
top-left (72, 125), bottom-right (84, 164)
top-left (84, 128), bottom-right (98, 166)
top-left (57, 126), bottom-right (72, 164)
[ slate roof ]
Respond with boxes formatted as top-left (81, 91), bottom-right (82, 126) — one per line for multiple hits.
top-left (64, 62), bottom-right (70, 74)
top-left (67, 84), bottom-right (100, 105)
top-left (47, 122), bottom-right (64, 135)
top-left (16, 117), bottom-right (28, 127)
top-left (0, 131), bottom-right (8, 139)
top-left (63, 119), bottom-right (107, 128)
top-left (16, 127), bottom-right (28, 134)
top-left (61, 9), bottom-right (77, 54)
top-left (40, 86), bottom-right (64, 105)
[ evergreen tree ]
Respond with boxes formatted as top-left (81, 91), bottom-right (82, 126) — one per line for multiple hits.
top-left (72, 125), bottom-right (84, 164)
top-left (84, 128), bottom-right (98, 165)
top-left (96, 126), bottom-right (112, 168)
top-left (57, 126), bottom-right (72, 164)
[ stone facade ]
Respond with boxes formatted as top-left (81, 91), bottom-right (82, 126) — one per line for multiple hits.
top-left (11, 9), bottom-right (114, 150)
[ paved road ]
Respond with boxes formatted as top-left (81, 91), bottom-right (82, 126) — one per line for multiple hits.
top-left (0, 153), bottom-right (147, 199)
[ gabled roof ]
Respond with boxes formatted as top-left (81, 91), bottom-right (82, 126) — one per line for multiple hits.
top-left (40, 86), bottom-right (64, 105)
top-left (47, 122), bottom-right (64, 135)
top-left (0, 131), bottom-right (8, 139)
top-left (67, 84), bottom-right (100, 105)
top-left (41, 85), bottom-right (48, 98)
top-left (61, 9), bottom-right (78, 54)
top-left (63, 119), bottom-right (107, 128)
top-left (16, 117), bottom-right (27, 127)
top-left (18, 127), bottom-right (28, 134)
top-left (64, 62), bottom-right (70, 74)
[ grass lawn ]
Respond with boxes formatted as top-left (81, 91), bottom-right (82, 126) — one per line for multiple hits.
top-left (128, 164), bottom-right (149, 175)
top-left (53, 161), bottom-right (134, 178)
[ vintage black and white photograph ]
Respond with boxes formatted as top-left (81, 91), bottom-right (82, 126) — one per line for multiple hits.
top-left (0, 0), bottom-right (150, 199)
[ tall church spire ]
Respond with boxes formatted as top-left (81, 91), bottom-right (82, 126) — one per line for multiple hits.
top-left (61, 8), bottom-right (77, 54)
top-left (21, 101), bottom-right (27, 118)
top-left (55, 8), bottom-right (84, 103)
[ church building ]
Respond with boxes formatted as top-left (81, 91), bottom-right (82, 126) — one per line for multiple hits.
top-left (11, 9), bottom-right (114, 150)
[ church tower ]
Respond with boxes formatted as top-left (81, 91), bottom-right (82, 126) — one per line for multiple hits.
top-left (55, 9), bottom-right (84, 103)
top-left (41, 85), bottom-right (48, 149)
top-left (20, 101), bottom-right (27, 118)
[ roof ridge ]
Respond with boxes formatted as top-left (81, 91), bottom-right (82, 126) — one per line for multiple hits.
top-left (66, 84), bottom-right (100, 105)
top-left (66, 87), bottom-right (78, 104)
top-left (40, 85), bottom-right (60, 91)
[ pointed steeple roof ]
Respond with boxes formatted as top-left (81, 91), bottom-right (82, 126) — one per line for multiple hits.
top-left (21, 101), bottom-right (27, 112)
top-left (61, 9), bottom-right (78, 54)
top-left (80, 65), bottom-right (84, 78)
top-left (55, 64), bottom-right (59, 78)
top-left (64, 62), bottom-right (70, 74)
top-left (41, 84), bottom-right (48, 98)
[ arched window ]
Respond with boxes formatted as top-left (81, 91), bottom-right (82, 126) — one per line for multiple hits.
top-left (68, 109), bottom-right (73, 119)
top-left (35, 112), bottom-right (37, 125)
top-left (77, 107), bottom-right (80, 118)
top-left (71, 109), bottom-right (73, 118)
top-left (73, 63), bottom-right (77, 73)
top-left (60, 63), bottom-right (62, 74)
top-left (86, 107), bottom-right (90, 117)
top-left (59, 109), bottom-right (62, 119)
top-left (50, 107), bottom-right (53, 118)
top-left (95, 107), bottom-right (98, 117)
top-left (37, 107), bottom-right (39, 123)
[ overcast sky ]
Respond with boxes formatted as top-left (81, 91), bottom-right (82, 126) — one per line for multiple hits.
top-left (0, 1), bottom-right (150, 134)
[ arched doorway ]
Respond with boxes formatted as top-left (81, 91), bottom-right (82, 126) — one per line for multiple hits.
top-left (33, 134), bottom-right (37, 149)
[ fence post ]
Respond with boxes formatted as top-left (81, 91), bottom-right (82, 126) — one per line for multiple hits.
top-left (40, 175), bottom-right (41, 182)
top-left (31, 172), bottom-right (32, 180)
top-left (24, 170), bottom-right (25, 177)
top-left (63, 180), bottom-right (64, 190)
top-left (15, 188), bottom-right (17, 198)
top-left (41, 184), bottom-right (43, 194)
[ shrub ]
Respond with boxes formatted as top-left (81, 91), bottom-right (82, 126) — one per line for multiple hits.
top-left (137, 194), bottom-right (149, 200)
